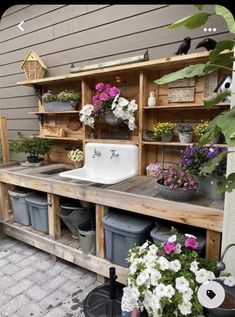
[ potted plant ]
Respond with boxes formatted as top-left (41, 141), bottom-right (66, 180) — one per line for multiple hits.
top-left (42, 90), bottom-right (80, 112)
top-left (154, 163), bottom-right (198, 201)
top-left (67, 148), bottom-right (83, 168)
top-left (10, 132), bottom-right (53, 163)
top-left (194, 120), bottom-right (220, 144)
top-left (121, 229), bottom-right (216, 317)
top-left (79, 82), bottom-right (138, 131)
top-left (180, 144), bottom-right (227, 200)
top-left (177, 122), bottom-right (193, 143)
top-left (153, 122), bottom-right (176, 142)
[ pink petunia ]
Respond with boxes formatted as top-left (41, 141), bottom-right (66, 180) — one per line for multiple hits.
top-left (163, 241), bottom-right (176, 254)
top-left (184, 237), bottom-right (199, 250)
top-left (95, 83), bottom-right (105, 92)
top-left (92, 95), bottom-right (99, 105)
top-left (99, 92), bottom-right (110, 101)
top-left (109, 87), bottom-right (121, 97)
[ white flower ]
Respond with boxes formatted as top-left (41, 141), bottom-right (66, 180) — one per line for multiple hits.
top-left (149, 268), bottom-right (162, 286)
top-left (143, 290), bottom-right (160, 312)
top-left (170, 259), bottom-right (181, 272)
top-left (185, 233), bottom-right (197, 239)
top-left (121, 286), bottom-right (138, 312)
top-left (178, 300), bottom-right (192, 315)
top-left (148, 243), bottom-right (158, 255)
top-left (190, 260), bottom-right (199, 273)
top-left (195, 268), bottom-right (211, 284)
top-left (136, 269), bottom-right (149, 286)
top-left (175, 243), bottom-right (182, 254)
top-left (139, 241), bottom-right (149, 251)
top-left (156, 256), bottom-right (169, 271)
top-left (168, 234), bottom-right (177, 242)
top-left (175, 276), bottom-right (190, 293)
top-left (224, 275), bottom-right (235, 287)
top-left (164, 284), bottom-right (175, 298)
top-left (155, 283), bottom-right (167, 298)
top-left (182, 287), bottom-right (193, 301)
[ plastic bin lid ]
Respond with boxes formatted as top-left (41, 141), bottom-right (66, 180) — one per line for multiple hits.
top-left (25, 193), bottom-right (48, 206)
top-left (8, 187), bottom-right (34, 198)
top-left (150, 225), bottom-right (206, 250)
top-left (102, 211), bottom-right (153, 234)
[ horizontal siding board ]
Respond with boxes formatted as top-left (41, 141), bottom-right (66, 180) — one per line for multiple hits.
top-left (0, 5), bottom-right (64, 30)
top-left (8, 130), bottom-right (39, 140)
top-left (0, 96), bottom-right (38, 109)
top-left (7, 118), bottom-right (38, 130)
top-left (0, 86), bottom-right (35, 99)
top-left (1, 5), bottom-right (31, 18)
top-left (6, 107), bottom-right (38, 119)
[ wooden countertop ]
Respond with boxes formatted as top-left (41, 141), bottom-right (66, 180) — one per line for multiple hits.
top-left (0, 163), bottom-right (224, 232)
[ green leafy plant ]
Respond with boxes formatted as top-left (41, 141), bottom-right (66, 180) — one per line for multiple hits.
top-left (155, 5), bottom-right (235, 192)
top-left (153, 122), bottom-right (176, 138)
top-left (42, 90), bottom-right (80, 103)
top-left (10, 132), bottom-right (53, 159)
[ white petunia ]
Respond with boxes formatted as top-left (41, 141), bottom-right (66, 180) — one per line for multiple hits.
top-left (136, 269), bottom-right (149, 286)
top-left (178, 300), bottom-right (192, 315)
top-left (185, 233), bottom-right (197, 239)
top-left (175, 243), bottom-right (182, 254)
top-left (149, 269), bottom-right (162, 286)
top-left (156, 256), bottom-right (170, 271)
top-left (139, 241), bottom-right (149, 251)
top-left (182, 287), bottom-right (193, 301)
top-left (195, 268), bottom-right (211, 284)
top-left (168, 234), bottom-right (177, 242)
top-left (175, 276), bottom-right (190, 293)
top-left (190, 260), bottom-right (199, 273)
top-left (121, 286), bottom-right (138, 312)
top-left (170, 259), bottom-right (181, 272)
top-left (148, 243), bottom-right (158, 256)
top-left (155, 283), bottom-right (167, 298)
top-left (164, 284), bottom-right (175, 298)
top-left (224, 275), bottom-right (235, 287)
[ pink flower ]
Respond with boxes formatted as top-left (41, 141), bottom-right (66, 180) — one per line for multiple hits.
top-left (92, 95), bottom-right (99, 105)
top-left (184, 237), bottom-right (199, 250)
top-left (163, 241), bottom-right (176, 254)
top-left (109, 87), bottom-right (121, 97)
top-left (95, 83), bottom-right (105, 91)
top-left (99, 92), bottom-right (110, 101)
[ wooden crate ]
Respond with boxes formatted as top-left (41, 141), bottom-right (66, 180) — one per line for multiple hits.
top-left (42, 124), bottom-right (65, 137)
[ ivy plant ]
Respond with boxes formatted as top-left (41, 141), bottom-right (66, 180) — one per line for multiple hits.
top-left (155, 5), bottom-right (235, 192)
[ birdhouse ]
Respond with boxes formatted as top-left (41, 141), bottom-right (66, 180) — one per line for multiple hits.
top-left (21, 50), bottom-right (47, 80)
top-left (214, 74), bottom-right (232, 103)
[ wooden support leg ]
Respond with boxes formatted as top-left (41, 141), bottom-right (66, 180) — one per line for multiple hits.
top-left (0, 182), bottom-right (11, 221)
top-left (96, 204), bottom-right (109, 283)
top-left (47, 193), bottom-right (61, 240)
top-left (206, 230), bottom-right (221, 261)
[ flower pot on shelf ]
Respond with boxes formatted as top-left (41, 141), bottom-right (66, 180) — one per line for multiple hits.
top-left (156, 180), bottom-right (197, 201)
top-left (197, 176), bottom-right (224, 200)
top-left (27, 156), bottom-right (41, 163)
top-left (161, 134), bottom-right (173, 142)
top-left (104, 112), bottom-right (122, 126)
top-left (179, 131), bottom-right (192, 143)
top-left (44, 101), bottom-right (77, 112)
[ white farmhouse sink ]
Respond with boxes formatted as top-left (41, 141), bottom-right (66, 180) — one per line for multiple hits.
top-left (59, 143), bottom-right (138, 184)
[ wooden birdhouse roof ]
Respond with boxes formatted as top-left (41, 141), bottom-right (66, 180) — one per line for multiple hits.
top-left (21, 50), bottom-right (47, 70)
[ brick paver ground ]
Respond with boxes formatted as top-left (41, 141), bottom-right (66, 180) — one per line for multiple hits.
top-left (0, 234), bottom-right (102, 317)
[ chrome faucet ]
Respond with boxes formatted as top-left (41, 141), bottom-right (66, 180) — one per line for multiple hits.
top-left (92, 148), bottom-right (101, 158)
top-left (110, 150), bottom-right (119, 159)
top-left (216, 243), bottom-right (235, 274)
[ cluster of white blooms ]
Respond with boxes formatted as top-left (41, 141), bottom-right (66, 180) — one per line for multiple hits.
top-left (111, 95), bottom-right (138, 130)
top-left (67, 149), bottom-right (83, 162)
top-left (79, 104), bottom-right (95, 128)
top-left (121, 233), bottom-right (218, 317)
top-left (217, 275), bottom-right (235, 287)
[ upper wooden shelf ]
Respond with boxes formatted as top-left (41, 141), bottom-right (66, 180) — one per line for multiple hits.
top-left (38, 136), bottom-right (83, 141)
top-left (143, 103), bottom-right (230, 110)
top-left (142, 141), bottom-right (228, 147)
top-left (17, 50), bottom-right (232, 87)
top-left (29, 111), bottom-right (80, 115)
top-left (85, 138), bottom-right (138, 145)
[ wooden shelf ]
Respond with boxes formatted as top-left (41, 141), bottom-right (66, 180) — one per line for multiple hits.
top-left (143, 103), bottom-right (230, 110)
top-left (142, 141), bottom-right (228, 147)
top-left (29, 111), bottom-right (80, 115)
top-left (38, 136), bottom-right (83, 141)
top-left (85, 138), bottom-right (138, 144)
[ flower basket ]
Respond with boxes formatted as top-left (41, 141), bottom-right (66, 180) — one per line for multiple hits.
top-left (156, 180), bottom-right (197, 201)
top-left (44, 101), bottom-right (77, 112)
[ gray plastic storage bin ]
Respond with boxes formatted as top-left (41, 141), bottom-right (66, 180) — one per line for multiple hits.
top-left (78, 220), bottom-right (96, 255)
top-left (59, 200), bottom-right (91, 237)
top-left (150, 223), bottom-right (206, 254)
top-left (8, 187), bottom-right (34, 225)
top-left (103, 211), bottom-right (153, 267)
top-left (25, 193), bottom-right (48, 233)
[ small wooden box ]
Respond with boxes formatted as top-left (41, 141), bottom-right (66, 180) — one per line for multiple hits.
top-left (42, 124), bottom-right (65, 137)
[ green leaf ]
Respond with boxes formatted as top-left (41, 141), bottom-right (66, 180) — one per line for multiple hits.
top-left (216, 107), bottom-right (235, 147)
top-left (194, 4), bottom-right (204, 11)
top-left (168, 12), bottom-right (209, 29)
top-left (200, 152), bottom-right (228, 175)
top-left (203, 56), bottom-right (234, 73)
top-left (154, 64), bottom-right (206, 85)
top-left (199, 118), bottom-right (221, 146)
top-left (204, 91), bottom-right (231, 108)
top-left (217, 173), bottom-right (235, 193)
top-left (209, 39), bottom-right (235, 60)
top-left (215, 5), bottom-right (235, 34)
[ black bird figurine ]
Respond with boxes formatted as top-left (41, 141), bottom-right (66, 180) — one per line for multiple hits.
top-left (175, 37), bottom-right (191, 55)
top-left (195, 38), bottom-right (217, 51)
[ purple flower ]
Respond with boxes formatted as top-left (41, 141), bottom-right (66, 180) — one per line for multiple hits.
top-left (99, 92), bottom-right (110, 101)
top-left (109, 87), bottom-right (121, 97)
top-left (163, 241), bottom-right (176, 254)
top-left (95, 83), bottom-right (105, 92)
top-left (184, 237), bottom-right (199, 250)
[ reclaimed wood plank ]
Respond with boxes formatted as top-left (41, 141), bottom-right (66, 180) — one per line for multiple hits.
top-left (48, 194), bottom-right (61, 240)
top-left (206, 230), bottom-right (221, 261)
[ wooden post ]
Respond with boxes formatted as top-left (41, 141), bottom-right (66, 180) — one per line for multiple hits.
top-left (0, 182), bottom-right (11, 221)
top-left (47, 193), bottom-right (61, 240)
top-left (0, 117), bottom-right (10, 164)
top-left (96, 204), bottom-right (109, 282)
top-left (206, 230), bottom-right (221, 261)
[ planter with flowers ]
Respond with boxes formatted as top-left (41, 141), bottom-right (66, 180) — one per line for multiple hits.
top-left (181, 144), bottom-right (227, 200)
top-left (194, 121), bottom-right (220, 144)
top-left (79, 82), bottom-right (138, 131)
top-left (153, 122), bottom-right (176, 142)
top-left (67, 149), bottom-right (83, 168)
top-left (42, 90), bottom-right (80, 112)
top-left (121, 229), bottom-right (216, 317)
top-left (177, 123), bottom-right (193, 144)
top-left (155, 164), bottom-right (198, 201)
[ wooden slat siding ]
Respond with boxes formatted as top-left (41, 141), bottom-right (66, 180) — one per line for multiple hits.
top-left (1, 5), bottom-right (31, 17)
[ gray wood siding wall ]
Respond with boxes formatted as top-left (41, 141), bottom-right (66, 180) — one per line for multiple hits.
top-left (0, 4), bottom-right (230, 142)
